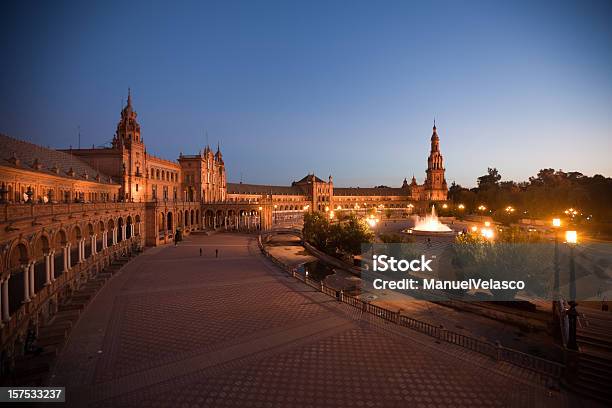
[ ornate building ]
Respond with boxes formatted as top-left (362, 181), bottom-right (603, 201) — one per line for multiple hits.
top-left (0, 91), bottom-right (448, 372)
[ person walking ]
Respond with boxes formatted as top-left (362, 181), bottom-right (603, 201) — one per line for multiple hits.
top-left (215, 249), bottom-right (219, 258)
top-left (199, 248), bottom-right (202, 256)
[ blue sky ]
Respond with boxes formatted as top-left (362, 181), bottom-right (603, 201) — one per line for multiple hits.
top-left (1, 0), bottom-right (610, 187)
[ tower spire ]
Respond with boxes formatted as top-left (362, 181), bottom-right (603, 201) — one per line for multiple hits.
top-left (127, 87), bottom-right (132, 107)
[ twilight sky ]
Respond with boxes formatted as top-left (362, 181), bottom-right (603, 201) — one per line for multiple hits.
top-left (1, 0), bottom-right (611, 188)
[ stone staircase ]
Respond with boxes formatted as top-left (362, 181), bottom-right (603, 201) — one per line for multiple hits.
top-left (2, 254), bottom-right (135, 386)
top-left (570, 307), bottom-right (612, 402)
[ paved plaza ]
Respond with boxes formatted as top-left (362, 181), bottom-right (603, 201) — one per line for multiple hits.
top-left (50, 233), bottom-right (571, 407)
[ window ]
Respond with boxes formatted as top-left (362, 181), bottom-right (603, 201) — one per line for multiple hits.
top-left (136, 184), bottom-right (139, 192)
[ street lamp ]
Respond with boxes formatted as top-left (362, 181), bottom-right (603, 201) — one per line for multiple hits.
top-left (565, 230), bottom-right (578, 350)
top-left (481, 228), bottom-right (494, 239)
top-left (458, 204), bottom-right (465, 210)
top-left (478, 205), bottom-right (486, 212)
top-left (552, 219), bottom-right (561, 299)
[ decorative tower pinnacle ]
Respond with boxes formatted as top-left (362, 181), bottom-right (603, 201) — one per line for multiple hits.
top-left (113, 88), bottom-right (141, 148)
top-left (424, 122), bottom-right (447, 200)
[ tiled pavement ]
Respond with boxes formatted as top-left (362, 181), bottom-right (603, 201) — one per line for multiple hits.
top-left (49, 233), bottom-right (571, 407)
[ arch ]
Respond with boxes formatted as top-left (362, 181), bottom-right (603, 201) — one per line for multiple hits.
top-left (159, 212), bottom-right (165, 232)
top-left (32, 234), bottom-right (51, 292)
top-left (8, 241), bottom-right (29, 270)
top-left (117, 217), bottom-right (124, 243)
top-left (96, 221), bottom-right (105, 251)
top-left (7, 241), bottom-right (28, 315)
top-left (53, 230), bottom-right (67, 249)
top-left (190, 209), bottom-right (195, 226)
top-left (204, 209), bottom-right (214, 228)
top-left (134, 214), bottom-right (141, 236)
top-left (196, 209), bottom-right (200, 226)
top-left (32, 234), bottom-right (50, 258)
top-left (71, 225), bottom-right (82, 243)
top-left (167, 212), bottom-right (173, 232)
top-left (107, 218), bottom-right (115, 247)
top-left (126, 216), bottom-right (133, 239)
top-left (184, 210), bottom-right (190, 227)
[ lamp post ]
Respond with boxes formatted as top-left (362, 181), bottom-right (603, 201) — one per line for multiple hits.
top-left (565, 230), bottom-right (578, 351)
top-left (552, 218), bottom-right (561, 299)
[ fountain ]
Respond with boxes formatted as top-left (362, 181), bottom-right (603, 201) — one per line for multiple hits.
top-left (406, 205), bottom-right (455, 236)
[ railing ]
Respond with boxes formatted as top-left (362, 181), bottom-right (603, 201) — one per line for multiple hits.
top-left (257, 233), bottom-right (564, 381)
top-left (1, 202), bottom-right (144, 223)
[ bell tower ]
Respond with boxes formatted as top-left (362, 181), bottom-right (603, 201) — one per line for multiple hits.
top-left (424, 121), bottom-right (448, 200)
top-left (113, 89), bottom-right (146, 202)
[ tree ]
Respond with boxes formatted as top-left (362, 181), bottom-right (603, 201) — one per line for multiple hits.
top-left (477, 168), bottom-right (501, 189)
top-left (303, 212), bottom-right (373, 258)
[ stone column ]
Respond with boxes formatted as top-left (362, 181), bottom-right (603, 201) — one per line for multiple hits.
top-left (130, 224), bottom-right (135, 238)
top-left (23, 264), bottom-right (31, 303)
top-left (122, 225), bottom-right (126, 241)
top-left (137, 222), bottom-right (141, 235)
top-left (50, 250), bottom-right (56, 281)
top-left (44, 253), bottom-right (51, 285)
top-left (29, 262), bottom-right (36, 298)
top-left (2, 276), bottom-right (9, 322)
top-left (64, 244), bottom-right (70, 272)
top-left (112, 228), bottom-right (117, 245)
top-left (91, 234), bottom-right (97, 255)
top-left (102, 231), bottom-right (107, 249)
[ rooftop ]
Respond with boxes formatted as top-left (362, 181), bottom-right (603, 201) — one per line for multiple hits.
top-left (0, 133), bottom-right (117, 184)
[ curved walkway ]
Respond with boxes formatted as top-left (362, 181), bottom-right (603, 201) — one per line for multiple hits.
top-left (50, 233), bottom-right (570, 407)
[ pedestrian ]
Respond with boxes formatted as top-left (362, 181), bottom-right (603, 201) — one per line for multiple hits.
top-left (199, 248), bottom-right (202, 256)
top-left (427, 237), bottom-right (432, 248)
top-left (215, 249), bottom-right (219, 258)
